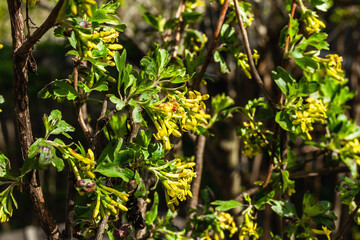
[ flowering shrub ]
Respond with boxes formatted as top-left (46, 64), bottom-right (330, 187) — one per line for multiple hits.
top-left (1, 0), bottom-right (360, 239)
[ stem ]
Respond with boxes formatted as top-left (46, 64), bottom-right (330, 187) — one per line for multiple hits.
top-left (192, 0), bottom-right (229, 91)
top-left (64, 168), bottom-right (75, 240)
top-left (233, 0), bottom-right (277, 112)
top-left (95, 215), bottom-right (109, 240)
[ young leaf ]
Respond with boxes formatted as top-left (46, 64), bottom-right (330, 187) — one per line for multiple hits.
top-left (145, 192), bottom-right (159, 225)
top-left (211, 200), bottom-right (242, 211)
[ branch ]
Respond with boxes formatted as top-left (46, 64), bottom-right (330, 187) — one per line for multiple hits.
top-left (7, 1), bottom-right (60, 239)
top-left (290, 166), bottom-right (349, 179)
top-left (95, 216), bottom-right (109, 240)
top-left (233, 0), bottom-right (277, 112)
top-left (335, 199), bottom-right (360, 240)
top-left (188, 134), bottom-right (206, 210)
top-left (16, 0), bottom-right (65, 56)
top-left (172, 0), bottom-right (186, 57)
top-left (192, 0), bottom-right (229, 90)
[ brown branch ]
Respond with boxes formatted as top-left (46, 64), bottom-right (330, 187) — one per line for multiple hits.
top-left (234, 187), bottom-right (259, 202)
top-left (233, 0), bottom-right (277, 112)
top-left (95, 215), bottom-right (109, 240)
top-left (188, 134), bottom-right (206, 210)
top-left (290, 166), bottom-right (349, 179)
top-left (64, 168), bottom-right (75, 240)
top-left (172, 0), bottom-right (186, 57)
top-left (7, 0), bottom-right (60, 239)
top-left (16, 0), bottom-right (65, 56)
top-left (192, 0), bottom-right (229, 90)
top-left (335, 199), bottom-right (360, 240)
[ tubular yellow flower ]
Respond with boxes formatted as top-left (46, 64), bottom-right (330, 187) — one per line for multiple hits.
top-left (302, 10), bottom-right (326, 34)
top-left (311, 226), bottom-right (332, 240)
top-left (239, 213), bottom-right (260, 240)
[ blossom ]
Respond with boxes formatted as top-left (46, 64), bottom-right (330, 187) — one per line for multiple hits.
top-left (239, 213), bottom-right (260, 240)
top-left (149, 90), bottom-right (210, 150)
top-left (292, 97), bottom-right (327, 140)
top-left (240, 121), bottom-right (267, 157)
top-left (311, 225), bottom-right (332, 240)
top-left (316, 54), bottom-right (345, 81)
top-left (218, 212), bottom-right (238, 238)
top-left (302, 10), bottom-right (326, 34)
top-left (157, 159), bottom-right (196, 212)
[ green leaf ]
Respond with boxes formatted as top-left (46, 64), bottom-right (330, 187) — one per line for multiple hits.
top-left (108, 95), bottom-right (126, 111)
top-left (0, 153), bottom-right (13, 179)
top-left (214, 50), bottom-right (230, 73)
top-left (134, 171), bottom-right (147, 198)
top-left (272, 66), bottom-right (296, 96)
top-left (309, 0), bottom-right (333, 11)
top-left (275, 111), bottom-right (294, 132)
top-left (210, 200), bottom-right (242, 211)
top-left (46, 110), bottom-right (75, 137)
top-left (181, 11), bottom-right (202, 24)
top-left (52, 81), bottom-right (79, 100)
top-left (291, 49), bottom-right (319, 73)
top-left (145, 192), bottom-right (159, 225)
top-left (0, 95), bottom-right (4, 104)
top-left (88, 3), bottom-right (120, 24)
top-left (68, 31), bottom-right (77, 49)
top-left (297, 78), bottom-right (318, 96)
top-left (143, 12), bottom-right (159, 30)
top-left (271, 200), bottom-right (297, 218)
top-left (129, 98), bottom-right (143, 123)
top-left (96, 139), bottom-right (134, 182)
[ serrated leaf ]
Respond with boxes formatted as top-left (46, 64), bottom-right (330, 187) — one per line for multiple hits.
top-left (52, 81), bottom-right (79, 100)
top-left (272, 67), bottom-right (296, 96)
top-left (309, 0), bottom-right (333, 11)
top-left (134, 171), bottom-right (146, 198)
top-left (211, 200), bottom-right (242, 211)
top-left (108, 95), bottom-right (126, 111)
top-left (271, 200), bottom-right (297, 218)
top-left (129, 98), bottom-right (143, 123)
top-left (96, 139), bottom-right (134, 182)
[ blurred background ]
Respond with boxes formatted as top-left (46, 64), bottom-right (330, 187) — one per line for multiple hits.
top-left (0, 0), bottom-right (360, 239)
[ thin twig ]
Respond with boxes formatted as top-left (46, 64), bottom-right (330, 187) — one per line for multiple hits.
top-left (192, 0), bottom-right (229, 90)
top-left (233, 0), bottom-right (276, 112)
top-left (64, 168), bottom-right (75, 240)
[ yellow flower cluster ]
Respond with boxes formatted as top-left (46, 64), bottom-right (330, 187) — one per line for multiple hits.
top-left (94, 184), bottom-right (129, 219)
top-left (68, 148), bottom-right (96, 180)
top-left (240, 121), bottom-right (267, 158)
top-left (311, 226), bottom-right (332, 240)
top-left (236, 50), bottom-right (259, 79)
top-left (302, 10), bottom-right (326, 34)
top-left (218, 212), bottom-right (238, 239)
top-left (159, 159), bottom-right (196, 212)
top-left (292, 97), bottom-right (327, 140)
top-left (150, 90), bottom-right (210, 150)
top-left (239, 213), bottom-right (260, 240)
top-left (316, 54), bottom-right (345, 81)
top-left (341, 138), bottom-right (360, 165)
top-left (77, 28), bottom-right (122, 64)
top-left (69, 0), bottom-right (97, 17)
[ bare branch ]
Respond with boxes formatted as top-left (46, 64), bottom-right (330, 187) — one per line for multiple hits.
top-left (233, 0), bottom-right (277, 112)
top-left (193, 0), bottom-right (229, 90)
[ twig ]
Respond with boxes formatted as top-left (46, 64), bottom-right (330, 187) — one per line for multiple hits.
top-left (172, 0), bottom-right (186, 57)
top-left (290, 166), bottom-right (349, 179)
top-left (335, 199), bottom-right (360, 240)
top-left (234, 187), bottom-right (259, 203)
top-left (95, 215), bottom-right (109, 240)
top-left (192, 0), bottom-right (229, 90)
top-left (16, 0), bottom-right (65, 56)
top-left (233, 0), bottom-right (277, 112)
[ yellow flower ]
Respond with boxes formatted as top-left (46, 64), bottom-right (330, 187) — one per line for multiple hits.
top-left (218, 212), bottom-right (238, 238)
top-left (302, 10), bottom-right (326, 34)
top-left (316, 54), bottom-right (345, 81)
top-left (0, 44), bottom-right (3, 50)
top-left (159, 159), bottom-right (196, 212)
top-left (292, 97), bottom-right (327, 140)
top-left (239, 213), bottom-right (260, 240)
top-left (311, 226), bottom-right (332, 240)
